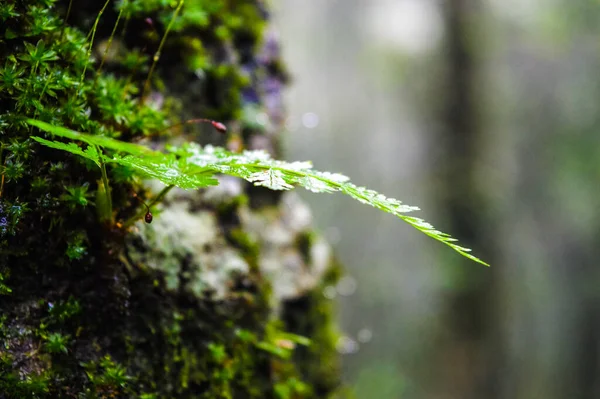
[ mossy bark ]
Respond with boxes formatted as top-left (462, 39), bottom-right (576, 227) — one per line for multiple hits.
top-left (0, 1), bottom-right (342, 398)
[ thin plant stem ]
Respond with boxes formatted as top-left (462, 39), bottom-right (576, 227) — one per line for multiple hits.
top-left (121, 56), bottom-right (143, 101)
top-left (141, 0), bottom-right (185, 102)
top-left (29, 71), bottom-right (55, 126)
top-left (79, 0), bottom-right (111, 90)
top-left (155, 118), bottom-right (223, 135)
top-left (98, 146), bottom-right (113, 223)
top-left (122, 184), bottom-right (174, 228)
top-left (60, 0), bottom-right (74, 41)
top-left (94, 6), bottom-right (125, 87)
top-left (121, 17), bottom-right (160, 101)
top-left (120, 11), bottom-right (131, 38)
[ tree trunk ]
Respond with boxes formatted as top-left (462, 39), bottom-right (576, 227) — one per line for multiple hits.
top-left (432, 1), bottom-right (494, 398)
top-left (0, 1), bottom-right (342, 398)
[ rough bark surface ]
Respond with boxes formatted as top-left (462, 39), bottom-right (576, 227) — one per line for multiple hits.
top-left (0, 1), bottom-right (342, 398)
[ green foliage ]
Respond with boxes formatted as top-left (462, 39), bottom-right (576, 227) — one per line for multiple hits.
top-left (28, 119), bottom-right (156, 157)
top-left (234, 326), bottom-right (311, 361)
top-left (44, 332), bottom-right (69, 354)
top-left (5, 138), bottom-right (31, 160)
top-left (274, 378), bottom-right (310, 399)
top-left (61, 183), bottom-right (92, 209)
top-left (19, 40), bottom-right (59, 73)
top-left (102, 363), bottom-right (131, 388)
top-left (0, 200), bottom-right (30, 237)
top-left (27, 118), bottom-right (488, 265)
top-left (2, 159), bottom-right (25, 182)
top-left (65, 231), bottom-right (88, 260)
top-left (208, 342), bottom-right (228, 363)
top-left (0, 272), bottom-right (11, 295)
top-left (0, 62), bottom-right (25, 95)
top-left (0, 3), bottom-right (20, 21)
top-left (47, 297), bottom-right (82, 323)
top-left (82, 355), bottom-right (133, 390)
top-left (95, 177), bottom-right (113, 224)
top-left (0, 365), bottom-right (51, 398)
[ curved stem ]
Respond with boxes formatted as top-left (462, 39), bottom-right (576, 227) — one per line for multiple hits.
top-left (155, 118), bottom-right (216, 135)
top-left (122, 184), bottom-right (174, 228)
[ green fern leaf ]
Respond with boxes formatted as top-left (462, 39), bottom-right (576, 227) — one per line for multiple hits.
top-left (31, 136), bottom-right (101, 167)
top-left (27, 119), bottom-right (159, 157)
top-left (27, 119), bottom-right (488, 266)
top-left (177, 143), bottom-right (489, 266)
top-left (112, 154), bottom-right (219, 189)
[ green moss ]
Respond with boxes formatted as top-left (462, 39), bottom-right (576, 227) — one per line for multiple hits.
top-left (47, 296), bottom-right (82, 323)
top-left (43, 332), bottom-right (69, 354)
top-left (228, 227), bottom-right (260, 270)
top-left (0, 272), bottom-right (11, 295)
top-left (0, 366), bottom-right (52, 399)
top-left (80, 355), bottom-right (134, 397)
top-left (282, 260), bottom-right (345, 397)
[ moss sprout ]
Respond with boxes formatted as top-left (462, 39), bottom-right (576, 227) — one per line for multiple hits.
top-left (43, 332), bottom-right (69, 354)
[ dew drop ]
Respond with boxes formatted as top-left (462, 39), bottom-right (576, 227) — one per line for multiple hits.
top-left (302, 112), bottom-right (319, 129)
top-left (336, 276), bottom-right (357, 296)
top-left (323, 285), bottom-right (337, 299)
top-left (255, 112), bottom-right (269, 126)
top-left (336, 336), bottom-right (359, 354)
top-left (357, 328), bottom-right (373, 343)
top-left (164, 169), bottom-right (179, 178)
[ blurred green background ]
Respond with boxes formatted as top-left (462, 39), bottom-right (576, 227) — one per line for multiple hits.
top-left (273, 0), bottom-right (600, 398)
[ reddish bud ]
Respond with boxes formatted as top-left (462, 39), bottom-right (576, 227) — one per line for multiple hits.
top-left (211, 121), bottom-right (227, 133)
top-left (145, 211), bottom-right (153, 224)
top-left (145, 18), bottom-right (154, 27)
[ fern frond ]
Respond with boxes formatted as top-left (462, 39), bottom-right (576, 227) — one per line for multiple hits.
top-left (177, 144), bottom-right (489, 266)
top-left (27, 119), bottom-right (489, 266)
top-left (27, 119), bottom-right (159, 157)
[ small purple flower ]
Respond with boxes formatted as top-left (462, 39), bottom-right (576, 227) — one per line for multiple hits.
top-left (263, 77), bottom-right (282, 94)
top-left (242, 88), bottom-right (260, 104)
top-left (258, 28), bottom-right (280, 63)
top-left (0, 202), bottom-right (6, 230)
top-left (0, 217), bottom-right (7, 236)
